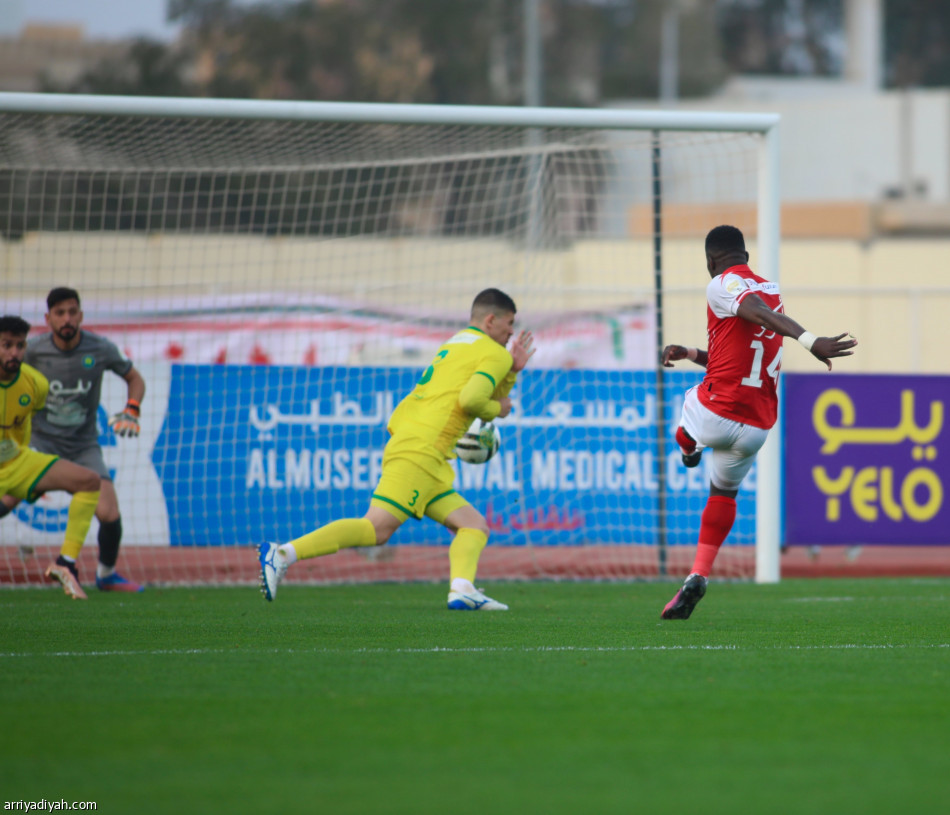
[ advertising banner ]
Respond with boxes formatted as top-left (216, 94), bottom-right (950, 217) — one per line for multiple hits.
top-left (7, 361), bottom-right (170, 547)
top-left (784, 374), bottom-right (948, 545)
top-left (8, 364), bottom-right (946, 551)
top-left (4, 363), bottom-right (758, 550)
top-left (155, 366), bottom-right (756, 548)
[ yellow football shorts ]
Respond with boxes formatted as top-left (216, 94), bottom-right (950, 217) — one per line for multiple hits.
top-left (0, 448), bottom-right (59, 502)
top-left (370, 439), bottom-right (468, 523)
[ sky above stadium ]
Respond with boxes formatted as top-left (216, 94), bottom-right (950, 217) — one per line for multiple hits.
top-left (2, 0), bottom-right (182, 41)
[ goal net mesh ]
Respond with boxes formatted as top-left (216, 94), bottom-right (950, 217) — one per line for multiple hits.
top-left (0, 103), bottom-right (763, 586)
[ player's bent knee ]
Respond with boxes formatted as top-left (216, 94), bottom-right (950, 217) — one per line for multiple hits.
top-left (77, 468), bottom-right (101, 493)
top-left (440, 503), bottom-right (488, 536)
top-left (365, 506), bottom-right (403, 546)
top-left (710, 484), bottom-right (739, 499)
top-left (465, 517), bottom-right (490, 538)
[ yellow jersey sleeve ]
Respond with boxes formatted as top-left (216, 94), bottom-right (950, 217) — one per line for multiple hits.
top-left (387, 327), bottom-right (515, 458)
top-left (0, 364), bottom-right (48, 462)
top-left (458, 375), bottom-right (501, 421)
top-left (492, 370), bottom-right (518, 401)
top-left (26, 366), bottom-right (48, 448)
top-left (31, 365), bottom-right (49, 412)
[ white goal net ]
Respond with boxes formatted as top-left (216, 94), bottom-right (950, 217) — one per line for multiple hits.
top-left (0, 94), bottom-right (781, 586)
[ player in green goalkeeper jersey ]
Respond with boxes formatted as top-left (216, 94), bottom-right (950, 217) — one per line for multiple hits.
top-left (259, 288), bottom-right (535, 610)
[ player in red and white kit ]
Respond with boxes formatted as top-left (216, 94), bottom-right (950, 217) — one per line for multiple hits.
top-left (659, 225), bottom-right (858, 619)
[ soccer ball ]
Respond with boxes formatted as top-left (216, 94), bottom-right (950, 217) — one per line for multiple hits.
top-left (455, 419), bottom-right (501, 464)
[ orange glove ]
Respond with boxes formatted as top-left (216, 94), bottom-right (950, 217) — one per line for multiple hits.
top-left (110, 400), bottom-right (141, 437)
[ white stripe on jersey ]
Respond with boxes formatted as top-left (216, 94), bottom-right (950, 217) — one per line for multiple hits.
top-left (707, 271), bottom-right (781, 319)
top-left (445, 331), bottom-right (482, 346)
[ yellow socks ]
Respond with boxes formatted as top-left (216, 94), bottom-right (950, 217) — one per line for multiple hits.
top-left (449, 528), bottom-right (488, 584)
top-left (288, 518), bottom-right (377, 560)
top-left (282, 521), bottom-right (489, 580)
top-left (61, 490), bottom-right (100, 560)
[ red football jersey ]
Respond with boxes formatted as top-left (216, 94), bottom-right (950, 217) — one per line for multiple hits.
top-left (697, 264), bottom-right (783, 430)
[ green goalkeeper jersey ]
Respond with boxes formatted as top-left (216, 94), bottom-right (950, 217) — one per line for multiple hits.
top-left (25, 330), bottom-right (133, 457)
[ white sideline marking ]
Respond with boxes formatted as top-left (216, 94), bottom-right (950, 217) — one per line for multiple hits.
top-left (0, 643), bottom-right (947, 659)
top-left (788, 596), bottom-right (855, 602)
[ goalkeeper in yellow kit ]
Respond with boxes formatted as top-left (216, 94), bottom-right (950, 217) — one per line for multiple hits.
top-left (258, 288), bottom-right (535, 609)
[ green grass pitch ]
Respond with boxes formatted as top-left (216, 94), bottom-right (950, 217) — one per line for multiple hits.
top-left (2, 578), bottom-right (947, 814)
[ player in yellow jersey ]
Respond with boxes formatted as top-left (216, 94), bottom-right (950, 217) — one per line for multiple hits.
top-left (258, 288), bottom-right (535, 609)
top-left (0, 316), bottom-right (103, 599)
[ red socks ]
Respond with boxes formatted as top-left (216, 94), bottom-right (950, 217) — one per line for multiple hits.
top-left (675, 425), bottom-right (696, 454)
top-left (692, 495), bottom-right (737, 577)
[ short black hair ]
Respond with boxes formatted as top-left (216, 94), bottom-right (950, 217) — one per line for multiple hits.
top-left (0, 315), bottom-right (30, 336)
top-left (47, 287), bottom-right (81, 310)
top-left (705, 225), bottom-right (746, 256)
top-left (471, 288), bottom-right (517, 319)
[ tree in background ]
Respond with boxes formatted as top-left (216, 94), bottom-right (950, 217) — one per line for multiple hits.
top-left (717, 0), bottom-right (950, 89)
top-left (40, 0), bottom-right (950, 102)
top-left (885, 0), bottom-right (950, 87)
top-left (49, 39), bottom-right (191, 96)
top-left (164, 0), bottom-right (727, 104)
top-left (716, 0), bottom-right (842, 77)
top-left (600, 0), bottom-right (728, 99)
top-left (170, 0), bottom-right (488, 103)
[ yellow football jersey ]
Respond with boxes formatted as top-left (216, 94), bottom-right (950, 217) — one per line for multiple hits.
top-left (388, 327), bottom-right (516, 457)
top-left (0, 363), bottom-right (49, 466)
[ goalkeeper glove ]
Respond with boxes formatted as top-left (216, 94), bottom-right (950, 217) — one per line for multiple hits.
top-left (110, 400), bottom-right (141, 437)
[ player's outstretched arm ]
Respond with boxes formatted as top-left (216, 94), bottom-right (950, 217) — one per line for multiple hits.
top-left (800, 332), bottom-right (858, 371)
top-left (661, 344), bottom-right (708, 368)
top-left (509, 330), bottom-right (535, 372)
top-left (736, 294), bottom-right (857, 370)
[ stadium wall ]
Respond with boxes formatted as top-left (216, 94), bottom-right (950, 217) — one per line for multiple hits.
top-left (3, 231), bottom-right (949, 374)
top-left (2, 364), bottom-right (946, 584)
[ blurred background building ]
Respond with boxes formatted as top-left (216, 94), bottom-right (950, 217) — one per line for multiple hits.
top-left (1, 1), bottom-right (948, 374)
top-left (1, 1), bottom-right (945, 234)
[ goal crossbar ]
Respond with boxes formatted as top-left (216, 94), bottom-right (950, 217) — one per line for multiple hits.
top-left (0, 92), bottom-right (780, 133)
top-left (0, 92), bottom-right (782, 585)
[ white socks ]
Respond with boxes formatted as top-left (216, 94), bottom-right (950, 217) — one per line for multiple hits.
top-left (451, 578), bottom-right (476, 594)
top-left (278, 544), bottom-right (298, 566)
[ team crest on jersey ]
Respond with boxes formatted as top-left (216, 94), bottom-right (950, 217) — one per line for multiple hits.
top-left (18, 394), bottom-right (30, 407)
top-left (82, 355), bottom-right (96, 368)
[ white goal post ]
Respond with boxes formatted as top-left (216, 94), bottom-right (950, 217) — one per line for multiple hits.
top-left (0, 92), bottom-right (781, 586)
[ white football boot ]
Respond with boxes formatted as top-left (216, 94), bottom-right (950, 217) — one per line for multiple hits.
top-left (258, 541), bottom-right (288, 601)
